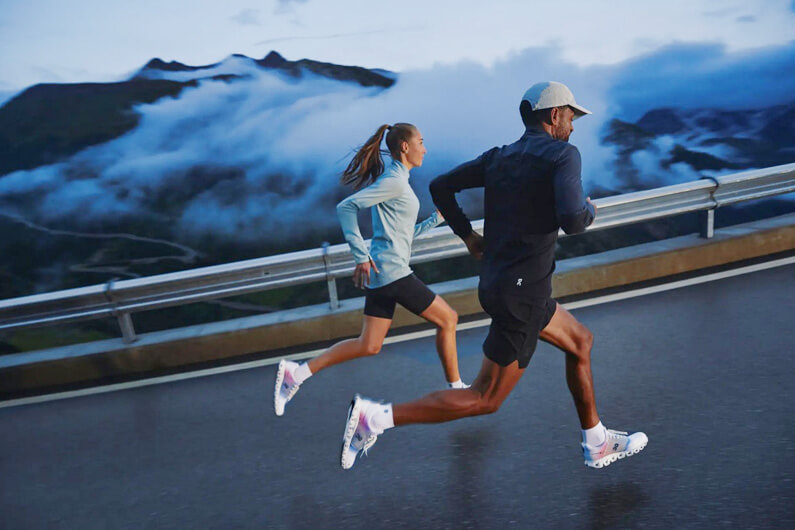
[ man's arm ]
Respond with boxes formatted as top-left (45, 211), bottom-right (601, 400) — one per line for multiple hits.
top-left (553, 145), bottom-right (595, 235)
top-left (429, 148), bottom-right (495, 239)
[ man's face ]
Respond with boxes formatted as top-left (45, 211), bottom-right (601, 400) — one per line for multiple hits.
top-left (552, 106), bottom-right (575, 142)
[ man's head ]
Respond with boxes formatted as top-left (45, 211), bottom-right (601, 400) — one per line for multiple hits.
top-left (520, 81), bottom-right (591, 142)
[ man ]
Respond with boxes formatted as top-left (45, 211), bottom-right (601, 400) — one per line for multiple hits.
top-left (339, 81), bottom-right (647, 470)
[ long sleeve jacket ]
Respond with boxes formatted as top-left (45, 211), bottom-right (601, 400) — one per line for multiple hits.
top-left (337, 159), bottom-right (442, 289)
top-left (429, 128), bottom-right (594, 299)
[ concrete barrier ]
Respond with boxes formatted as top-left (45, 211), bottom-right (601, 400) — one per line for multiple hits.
top-left (1, 213), bottom-right (793, 397)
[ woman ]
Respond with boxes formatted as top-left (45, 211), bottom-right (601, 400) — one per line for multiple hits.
top-left (274, 122), bottom-right (467, 417)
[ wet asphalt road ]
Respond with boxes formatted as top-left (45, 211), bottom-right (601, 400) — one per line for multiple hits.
top-left (1, 264), bottom-right (794, 529)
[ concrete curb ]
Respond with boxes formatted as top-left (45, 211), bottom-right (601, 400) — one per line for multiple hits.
top-left (1, 214), bottom-right (793, 396)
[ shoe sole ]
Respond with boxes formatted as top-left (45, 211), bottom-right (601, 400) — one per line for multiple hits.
top-left (585, 440), bottom-right (648, 469)
top-left (273, 360), bottom-right (286, 417)
top-left (340, 394), bottom-right (363, 470)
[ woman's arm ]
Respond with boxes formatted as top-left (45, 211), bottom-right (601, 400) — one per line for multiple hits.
top-left (413, 209), bottom-right (444, 239)
top-left (336, 177), bottom-right (403, 264)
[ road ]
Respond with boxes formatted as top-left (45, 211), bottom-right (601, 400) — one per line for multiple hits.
top-left (1, 263), bottom-right (794, 529)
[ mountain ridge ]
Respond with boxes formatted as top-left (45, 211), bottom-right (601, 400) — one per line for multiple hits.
top-left (0, 51), bottom-right (396, 176)
top-left (602, 102), bottom-right (795, 188)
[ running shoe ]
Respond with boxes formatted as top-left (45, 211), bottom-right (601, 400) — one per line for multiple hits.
top-left (583, 428), bottom-right (648, 469)
top-left (340, 394), bottom-right (382, 470)
top-left (273, 359), bottom-right (301, 417)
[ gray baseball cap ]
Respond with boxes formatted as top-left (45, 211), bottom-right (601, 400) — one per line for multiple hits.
top-left (521, 81), bottom-right (592, 119)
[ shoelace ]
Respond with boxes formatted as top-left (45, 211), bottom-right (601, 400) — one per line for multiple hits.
top-left (361, 434), bottom-right (377, 455)
top-left (281, 380), bottom-right (300, 401)
top-left (606, 429), bottom-right (628, 438)
top-left (353, 406), bottom-right (382, 456)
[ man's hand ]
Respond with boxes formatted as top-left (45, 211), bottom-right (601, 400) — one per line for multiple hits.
top-left (352, 258), bottom-right (380, 289)
top-left (464, 231), bottom-right (484, 260)
top-left (586, 197), bottom-right (597, 216)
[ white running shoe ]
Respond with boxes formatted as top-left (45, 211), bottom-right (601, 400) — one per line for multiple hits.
top-left (448, 381), bottom-right (471, 389)
top-left (583, 428), bottom-right (648, 469)
top-left (273, 359), bottom-right (301, 417)
top-left (340, 394), bottom-right (383, 470)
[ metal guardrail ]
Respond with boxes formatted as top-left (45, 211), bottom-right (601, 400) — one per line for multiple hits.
top-left (1, 163), bottom-right (793, 343)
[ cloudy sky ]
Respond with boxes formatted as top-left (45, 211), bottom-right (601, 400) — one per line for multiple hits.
top-left (1, 0), bottom-right (794, 95)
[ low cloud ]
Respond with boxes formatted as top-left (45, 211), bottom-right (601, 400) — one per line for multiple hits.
top-left (608, 42), bottom-right (795, 120)
top-left (0, 41), bottom-right (791, 248)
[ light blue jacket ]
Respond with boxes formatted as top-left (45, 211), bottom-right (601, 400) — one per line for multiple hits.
top-left (336, 159), bottom-right (442, 289)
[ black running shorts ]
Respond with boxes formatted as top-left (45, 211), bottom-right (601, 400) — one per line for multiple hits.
top-left (364, 274), bottom-right (437, 319)
top-left (478, 289), bottom-right (557, 369)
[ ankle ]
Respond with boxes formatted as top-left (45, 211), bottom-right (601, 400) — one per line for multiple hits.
top-left (293, 362), bottom-right (312, 385)
top-left (582, 421), bottom-right (606, 447)
top-left (366, 402), bottom-right (395, 432)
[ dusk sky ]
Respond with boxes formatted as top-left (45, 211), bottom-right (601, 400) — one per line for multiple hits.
top-left (1, 0), bottom-right (794, 97)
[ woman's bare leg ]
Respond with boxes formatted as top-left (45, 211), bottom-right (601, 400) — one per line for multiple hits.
top-left (418, 296), bottom-right (461, 383)
top-left (307, 315), bottom-right (392, 374)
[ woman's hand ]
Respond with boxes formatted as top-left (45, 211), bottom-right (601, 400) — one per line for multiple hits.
top-left (464, 231), bottom-right (484, 260)
top-left (353, 258), bottom-right (380, 289)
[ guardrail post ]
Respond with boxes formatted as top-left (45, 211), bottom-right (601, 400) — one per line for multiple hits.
top-left (104, 279), bottom-right (138, 343)
top-left (117, 312), bottom-right (137, 344)
top-left (700, 209), bottom-right (715, 239)
top-left (321, 242), bottom-right (340, 310)
top-left (700, 175), bottom-right (719, 239)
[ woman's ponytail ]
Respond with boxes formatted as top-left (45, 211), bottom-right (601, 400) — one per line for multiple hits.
top-left (341, 122), bottom-right (416, 189)
top-left (340, 124), bottom-right (390, 190)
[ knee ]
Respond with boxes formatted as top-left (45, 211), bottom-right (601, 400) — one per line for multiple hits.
top-left (575, 328), bottom-right (594, 359)
top-left (439, 308), bottom-right (458, 331)
top-left (360, 340), bottom-right (382, 356)
top-left (474, 396), bottom-right (501, 416)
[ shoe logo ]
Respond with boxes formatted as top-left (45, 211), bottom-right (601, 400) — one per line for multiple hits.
top-left (613, 443), bottom-right (620, 451)
top-left (516, 278), bottom-right (523, 286)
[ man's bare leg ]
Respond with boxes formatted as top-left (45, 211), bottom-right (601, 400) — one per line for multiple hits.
top-left (539, 302), bottom-right (599, 429)
top-left (418, 296), bottom-right (462, 384)
top-left (392, 356), bottom-right (524, 425)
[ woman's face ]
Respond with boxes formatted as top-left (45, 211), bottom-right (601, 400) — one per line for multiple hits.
top-left (402, 128), bottom-right (427, 169)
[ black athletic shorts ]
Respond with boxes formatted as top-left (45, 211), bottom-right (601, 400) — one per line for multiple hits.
top-left (478, 288), bottom-right (557, 369)
top-left (364, 274), bottom-right (437, 319)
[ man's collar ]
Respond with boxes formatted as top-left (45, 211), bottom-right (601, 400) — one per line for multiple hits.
top-left (523, 126), bottom-right (551, 138)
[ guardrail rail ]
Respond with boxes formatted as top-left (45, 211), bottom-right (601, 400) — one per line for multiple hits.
top-left (1, 163), bottom-right (793, 343)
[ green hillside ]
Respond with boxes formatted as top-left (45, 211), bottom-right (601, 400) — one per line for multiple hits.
top-left (0, 79), bottom-right (196, 175)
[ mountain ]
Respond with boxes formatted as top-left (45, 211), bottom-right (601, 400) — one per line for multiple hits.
top-left (602, 103), bottom-right (795, 189)
top-left (0, 52), bottom-right (395, 177)
top-left (134, 51), bottom-right (395, 88)
top-left (0, 79), bottom-right (196, 176)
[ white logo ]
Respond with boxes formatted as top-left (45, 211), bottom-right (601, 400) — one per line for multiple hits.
top-left (516, 278), bottom-right (523, 286)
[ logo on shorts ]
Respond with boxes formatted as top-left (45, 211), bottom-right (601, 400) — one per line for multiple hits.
top-left (516, 278), bottom-right (523, 286)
